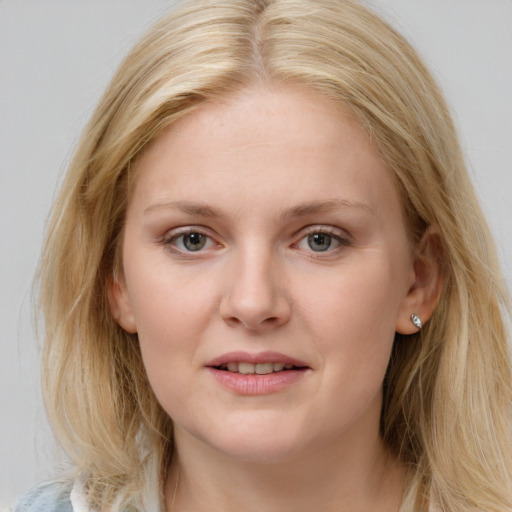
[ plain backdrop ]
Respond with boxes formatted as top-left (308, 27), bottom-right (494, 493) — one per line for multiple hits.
top-left (1, 0), bottom-right (511, 506)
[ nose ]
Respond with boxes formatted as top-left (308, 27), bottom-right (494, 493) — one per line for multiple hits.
top-left (219, 247), bottom-right (291, 332)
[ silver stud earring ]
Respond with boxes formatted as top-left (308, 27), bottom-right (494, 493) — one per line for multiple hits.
top-left (411, 313), bottom-right (422, 330)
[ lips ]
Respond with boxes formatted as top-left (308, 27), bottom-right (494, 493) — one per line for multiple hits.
top-left (206, 351), bottom-right (310, 395)
top-left (221, 362), bottom-right (295, 374)
top-left (206, 351), bottom-right (309, 372)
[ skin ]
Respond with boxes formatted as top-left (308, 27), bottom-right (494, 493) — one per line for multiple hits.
top-left (110, 83), bottom-right (442, 511)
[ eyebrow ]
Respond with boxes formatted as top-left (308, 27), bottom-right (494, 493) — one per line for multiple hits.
top-left (144, 199), bottom-right (373, 219)
top-left (144, 200), bottom-right (219, 217)
top-left (280, 199), bottom-right (374, 221)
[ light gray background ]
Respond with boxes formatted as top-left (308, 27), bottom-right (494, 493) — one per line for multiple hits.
top-left (1, 0), bottom-right (511, 506)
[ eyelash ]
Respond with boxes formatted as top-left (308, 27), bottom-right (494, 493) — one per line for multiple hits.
top-left (162, 226), bottom-right (350, 256)
top-left (296, 226), bottom-right (350, 255)
top-left (162, 227), bottom-right (217, 255)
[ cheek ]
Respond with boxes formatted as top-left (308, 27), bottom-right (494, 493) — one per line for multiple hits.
top-left (301, 257), bottom-right (404, 343)
top-left (128, 257), bottom-right (218, 335)
top-left (297, 258), bottom-right (403, 395)
top-left (127, 261), bottom-right (227, 397)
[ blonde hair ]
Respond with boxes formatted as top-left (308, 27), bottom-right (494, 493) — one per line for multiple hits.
top-left (39, 0), bottom-right (512, 510)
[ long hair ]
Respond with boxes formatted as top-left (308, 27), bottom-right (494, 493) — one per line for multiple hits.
top-left (38, 0), bottom-right (512, 510)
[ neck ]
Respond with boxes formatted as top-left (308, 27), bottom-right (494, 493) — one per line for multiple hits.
top-left (164, 428), bottom-right (405, 512)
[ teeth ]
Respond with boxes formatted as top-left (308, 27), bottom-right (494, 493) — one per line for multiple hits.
top-left (255, 363), bottom-right (274, 375)
top-left (227, 362), bottom-right (239, 372)
top-left (238, 362), bottom-right (255, 374)
top-left (223, 362), bottom-right (296, 374)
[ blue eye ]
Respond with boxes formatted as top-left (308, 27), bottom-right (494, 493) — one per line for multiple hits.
top-left (296, 228), bottom-right (347, 253)
top-left (165, 230), bottom-right (214, 252)
top-left (181, 232), bottom-right (208, 251)
top-left (307, 233), bottom-right (333, 252)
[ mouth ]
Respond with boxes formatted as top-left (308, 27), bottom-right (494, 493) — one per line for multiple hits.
top-left (206, 352), bottom-right (310, 395)
top-left (206, 351), bottom-right (310, 374)
top-left (207, 353), bottom-right (311, 396)
top-left (205, 351), bottom-right (311, 396)
top-left (212, 362), bottom-right (307, 375)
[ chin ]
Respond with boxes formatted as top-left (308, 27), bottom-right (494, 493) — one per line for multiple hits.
top-left (211, 437), bottom-right (305, 464)
top-left (186, 415), bottom-right (311, 464)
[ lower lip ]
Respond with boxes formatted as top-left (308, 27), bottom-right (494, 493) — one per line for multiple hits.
top-left (207, 368), bottom-right (308, 395)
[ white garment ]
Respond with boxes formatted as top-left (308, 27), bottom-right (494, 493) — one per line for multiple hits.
top-left (69, 480), bottom-right (91, 512)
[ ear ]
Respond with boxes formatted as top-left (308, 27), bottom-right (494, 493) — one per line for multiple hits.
top-left (395, 226), bottom-right (446, 334)
top-left (107, 271), bottom-right (138, 333)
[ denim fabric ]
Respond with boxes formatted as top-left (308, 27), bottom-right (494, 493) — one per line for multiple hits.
top-left (11, 481), bottom-right (73, 512)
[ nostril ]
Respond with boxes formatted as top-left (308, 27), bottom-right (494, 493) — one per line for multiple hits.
top-left (219, 276), bottom-right (292, 330)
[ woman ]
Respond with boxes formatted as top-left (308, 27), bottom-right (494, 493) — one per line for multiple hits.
top-left (13, 0), bottom-right (511, 510)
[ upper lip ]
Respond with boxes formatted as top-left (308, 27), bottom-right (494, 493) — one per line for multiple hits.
top-left (206, 351), bottom-right (309, 368)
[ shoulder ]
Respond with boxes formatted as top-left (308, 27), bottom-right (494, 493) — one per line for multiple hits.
top-left (11, 481), bottom-right (74, 512)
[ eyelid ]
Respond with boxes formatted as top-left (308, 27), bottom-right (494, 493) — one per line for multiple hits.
top-left (298, 225), bottom-right (350, 241)
top-left (294, 225), bottom-right (351, 253)
top-left (160, 224), bottom-right (350, 256)
top-left (162, 226), bottom-right (221, 254)
top-left (162, 225), bottom-right (210, 238)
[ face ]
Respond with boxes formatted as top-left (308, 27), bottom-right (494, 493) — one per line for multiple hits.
top-left (112, 84), bottom-right (418, 463)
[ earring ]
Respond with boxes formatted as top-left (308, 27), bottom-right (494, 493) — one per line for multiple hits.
top-left (411, 313), bottom-right (422, 330)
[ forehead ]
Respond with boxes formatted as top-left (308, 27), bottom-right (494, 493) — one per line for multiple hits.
top-left (129, 83), bottom-right (400, 223)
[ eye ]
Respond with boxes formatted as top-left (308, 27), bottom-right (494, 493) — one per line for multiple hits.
top-left (306, 233), bottom-right (334, 252)
top-left (181, 232), bottom-right (208, 251)
top-left (296, 228), bottom-right (348, 253)
top-left (164, 229), bottom-right (216, 253)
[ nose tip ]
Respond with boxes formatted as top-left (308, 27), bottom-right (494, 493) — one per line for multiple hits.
top-left (219, 257), bottom-right (291, 332)
top-left (221, 299), bottom-right (289, 331)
